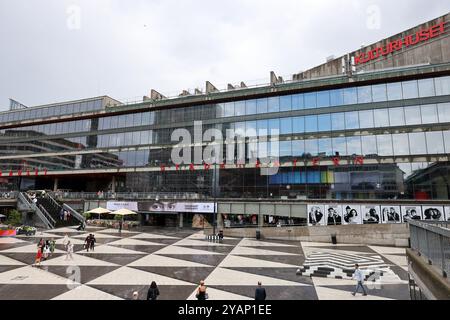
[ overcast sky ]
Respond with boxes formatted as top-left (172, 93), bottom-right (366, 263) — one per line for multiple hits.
top-left (0, 0), bottom-right (448, 110)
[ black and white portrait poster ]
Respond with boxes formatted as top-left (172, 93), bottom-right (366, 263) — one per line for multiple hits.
top-left (401, 206), bottom-right (422, 222)
top-left (342, 205), bottom-right (362, 225)
top-left (444, 207), bottom-right (450, 221)
top-left (361, 205), bottom-right (381, 224)
top-left (381, 206), bottom-right (401, 223)
top-left (307, 205), bottom-right (326, 226)
top-left (422, 206), bottom-right (444, 221)
top-left (325, 204), bottom-right (343, 226)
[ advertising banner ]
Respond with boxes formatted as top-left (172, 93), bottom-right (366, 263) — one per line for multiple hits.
top-left (381, 206), bottom-right (402, 223)
top-left (361, 205), bottom-right (381, 224)
top-left (324, 204), bottom-right (343, 226)
top-left (422, 206), bottom-right (445, 221)
top-left (401, 206), bottom-right (422, 222)
top-left (342, 204), bottom-right (362, 225)
top-left (139, 202), bottom-right (216, 213)
top-left (307, 205), bottom-right (326, 226)
top-left (106, 201), bottom-right (139, 211)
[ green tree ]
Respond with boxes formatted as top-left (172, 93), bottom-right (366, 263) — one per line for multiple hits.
top-left (6, 210), bottom-right (22, 227)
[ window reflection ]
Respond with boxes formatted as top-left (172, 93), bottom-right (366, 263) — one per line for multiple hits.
top-left (421, 104), bottom-right (438, 124)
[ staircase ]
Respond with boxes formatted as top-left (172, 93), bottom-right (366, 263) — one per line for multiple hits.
top-left (18, 192), bottom-right (85, 229)
top-left (18, 192), bottom-right (55, 229)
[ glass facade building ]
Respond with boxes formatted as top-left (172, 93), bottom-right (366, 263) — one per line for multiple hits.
top-left (1, 71), bottom-right (450, 201)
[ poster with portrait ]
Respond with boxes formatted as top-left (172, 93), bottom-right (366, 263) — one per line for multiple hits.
top-left (307, 204), bottom-right (326, 226)
top-left (342, 204), bottom-right (362, 225)
top-left (422, 206), bottom-right (445, 221)
top-left (381, 206), bottom-right (402, 224)
top-left (401, 206), bottom-right (423, 222)
top-left (444, 207), bottom-right (450, 222)
top-left (361, 205), bottom-right (382, 224)
top-left (324, 204), bottom-right (343, 226)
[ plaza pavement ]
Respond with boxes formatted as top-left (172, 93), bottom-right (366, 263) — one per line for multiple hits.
top-left (0, 226), bottom-right (410, 300)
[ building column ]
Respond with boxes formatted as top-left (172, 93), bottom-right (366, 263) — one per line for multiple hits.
top-left (53, 178), bottom-right (59, 192)
top-left (179, 213), bottom-right (184, 228)
top-left (111, 176), bottom-right (116, 193)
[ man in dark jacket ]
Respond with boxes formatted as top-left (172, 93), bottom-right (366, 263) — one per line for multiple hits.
top-left (255, 282), bottom-right (266, 301)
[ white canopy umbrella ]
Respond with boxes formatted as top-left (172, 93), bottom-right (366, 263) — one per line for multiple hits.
top-left (86, 207), bottom-right (111, 220)
top-left (109, 209), bottom-right (137, 232)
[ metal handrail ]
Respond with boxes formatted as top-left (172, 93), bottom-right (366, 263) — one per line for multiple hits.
top-left (38, 204), bottom-right (56, 227)
top-left (18, 192), bottom-right (53, 229)
top-left (407, 219), bottom-right (450, 278)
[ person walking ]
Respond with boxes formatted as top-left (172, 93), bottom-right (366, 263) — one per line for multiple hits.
top-left (84, 234), bottom-right (92, 252)
top-left (49, 238), bottom-right (56, 257)
top-left (352, 264), bottom-right (368, 296)
top-left (255, 282), bottom-right (267, 301)
top-left (65, 241), bottom-right (74, 261)
top-left (196, 280), bottom-right (208, 300)
top-left (43, 243), bottom-right (50, 260)
top-left (147, 281), bottom-right (160, 300)
top-left (89, 234), bottom-right (96, 252)
top-left (63, 234), bottom-right (69, 249)
top-left (33, 247), bottom-right (42, 268)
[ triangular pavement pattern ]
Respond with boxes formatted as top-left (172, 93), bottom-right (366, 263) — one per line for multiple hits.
top-left (0, 244), bottom-right (65, 254)
top-left (76, 244), bottom-right (147, 255)
top-left (154, 245), bottom-right (224, 256)
top-left (95, 228), bottom-right (140, 234)
top-left (130, 233), bottom-right (179, 240)
top-left (0, 237), bottom-right (29, 244)
top-left (230, 246), bottom-right (299, 256)
top-left (314, 286), bottom-right (393, 300)
top-left (173, 238), bottom-right (233, 247)
top-left (52, 285), bottom-right (123, 300)
top-left (86, 266), bottom-right (195, 286)
top-left (205, 267), bottom-right (309, 286)
top-left (55, 237), bottom-right (86, 245)
top-left (73, 233), bottom-right (120, 240)
top-left (107, 238), bottom-right (165, 247)
top-left (0, 266), bottom-right (79, 285)
top-left (219, 255), bottom-right (299, 268)
top-left (129, 254), bottom-right (213, 267)
top-left (0, 254), bottom-right (26, 266)
top-left (186, 286), bottom-right (253, 300)
top-left (40, 253), bottom-right (119, 266)
top-left (239, 239), bottom-right (299, 248)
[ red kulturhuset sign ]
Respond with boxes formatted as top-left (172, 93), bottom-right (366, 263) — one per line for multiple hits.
top-left (355, 21), bottom-right (446, 65)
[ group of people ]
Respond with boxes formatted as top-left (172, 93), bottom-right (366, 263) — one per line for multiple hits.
top-left (83, 234), bottom-right (96, 252)
top-left (129, 280), bottom-right (267, 300)
top-left (33, 238), bottom-right (56, 267)
top-left (59, 208), bottom-right (72, 222)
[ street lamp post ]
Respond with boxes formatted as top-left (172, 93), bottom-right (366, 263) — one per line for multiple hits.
top-left (212, 162), bottom-right (217, 236)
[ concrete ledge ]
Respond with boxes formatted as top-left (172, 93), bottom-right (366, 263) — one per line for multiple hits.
top-left (406, 248), bottom-right (450, 300)
top-left (220, 224), bottom-right (410, 247)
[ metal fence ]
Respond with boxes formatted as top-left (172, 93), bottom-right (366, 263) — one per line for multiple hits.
top-left (408, 219), bottom-right (450, 278)
top-left (50, 191), bottom-right (207, 201)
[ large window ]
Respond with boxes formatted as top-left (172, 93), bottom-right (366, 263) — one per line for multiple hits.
top-left (426, 131), bottom-right (444, 154)
top-left (402, 80), bottom-right (419, 99)
top-left (345, 112), bottom-right (359, 130)
top-left (317, 114), bottom-right (331, 132)
top-left (357, 86), bottom-right (372, 104)
top-left (421, 104), bottom-right (438, 124)
top-left (343, 88), bottom-right (358, 105)
top-left (280, 118), bottom-right (292, 135)
top-left (361, 136), bottom-right (377, 155)
top-left (292, 117), bottom-right (305, 133)
top-left (267, 97), bottom-right (280, 113)
top-left (331, 113), bottom-right (345, 131)
top-left (280, 96), bottom-right (292, 112)
top-left (374, 109), bottom-right (390, 127)
top-left (330, 89), bottom-right (344, 106)
top-left (317, 91), bottom-right (330, 108)
top-left (347, 136), bottom-right (362, 155)
top-left (389, 108), bottom-right (405, 127)
top-left (409, 132), bottom-right (427, 154)
top-left (438, 103), bottom-right (450, 123)
top-left (305, 115), bottom-right (318, 133)
top-left (392, 134), bottom-right (410, 156)
top-left (377, 135), bottom-right (393, 156)
top-left (387, 82), bottom-right (403, 101)
top-left (359, 110), bottom-right (374, 128)
top-left (246, 100), bottom-right (257, 115)
top-left (304, 93), bottom-right (317, 109)
top-left (405, 106), bottom-right (422, 125)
